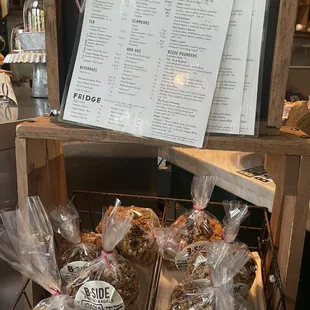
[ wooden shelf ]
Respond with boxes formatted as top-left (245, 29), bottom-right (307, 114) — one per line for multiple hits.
top-left (289, 65), bottom-right (310, 69)
top-left (294, 31), bottom-right (310, 39)
top-left (16, 116), bottom-right (310, 155)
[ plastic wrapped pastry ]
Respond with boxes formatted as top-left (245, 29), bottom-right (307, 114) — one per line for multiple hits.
top-left (96, 205), bottom-right (160, 266)
top-left (155, 175), bottom-right (222, 269)
top-left (80, 232), bottom-right (102, 251)
top-left (0, 196), bottom-right (86, 309)
top-left (187, 201), bottom-right (256, 297)
top-left (33, 295), bottom-right (86, 310)
top-left (67, 199), bottom-right (140, 310)
top-left (169, 242), bottom-right (250, 310)
top-left (49, 202), bottom-right (98, 283)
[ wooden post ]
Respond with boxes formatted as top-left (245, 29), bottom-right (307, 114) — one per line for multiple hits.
top-left (16, 137), bottom-right (67, 208)
top-left (265, 154), bottom-right (310, 309)
top-left (15, 137), bottom-right (67, 306)
top-left (44, 0), bottom-right (61, 109)
top-left (267, 0), bottom-right (298, 127)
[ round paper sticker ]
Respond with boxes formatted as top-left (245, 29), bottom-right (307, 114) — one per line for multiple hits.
top-left (234, 283), bottom-right (249, 297)
top-left (60, 261), bottom-right (88, 282)
top-left (175, 241), bottom-right (211, 269)
top-left (75, 280), bottom-right (125, 310)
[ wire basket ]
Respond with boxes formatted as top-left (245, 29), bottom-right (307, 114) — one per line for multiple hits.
top-left (10, 191), bottom-right (286, 310)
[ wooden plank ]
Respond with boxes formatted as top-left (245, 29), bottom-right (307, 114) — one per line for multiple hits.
top-left (277, 156), bottom-right (310, 309)
top-left (0, 0), bottom-right (8, 18)
top-left (0, 121), bottom-right (23, 151)
top-left (16, 138), bottom-right (29, 209)
top-left (16, 117), bottom-right (310, 155)
top-left (267, 0), bottom-right (299, 127)
top-left (16, 137), bottom-right (67, 208)
top-left (16, 137), bottom-right (67, 306)
top-left (265, 154), bottom-right (299, 247)
top-left (258, 121), bottom-right (280, 136)
top-left (44, 0), bottom-right (61, 109)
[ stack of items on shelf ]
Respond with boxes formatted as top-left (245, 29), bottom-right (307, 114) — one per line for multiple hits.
top-left (0, 176), bottom-right (261, 309)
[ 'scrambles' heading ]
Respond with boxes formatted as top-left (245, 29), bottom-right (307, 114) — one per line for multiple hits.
top-left (73, 93), bottom-right (101, 103)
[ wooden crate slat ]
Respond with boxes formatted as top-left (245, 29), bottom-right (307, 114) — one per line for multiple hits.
top-left (16, 117), bottom-right (310, 155)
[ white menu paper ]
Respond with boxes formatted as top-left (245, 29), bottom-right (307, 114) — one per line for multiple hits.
top-left (207, 0), bottom-right (253, 134)
top-left (240, 0), bottom-right (267, 135)
top-left (62, 0), bottom-right (234, 147)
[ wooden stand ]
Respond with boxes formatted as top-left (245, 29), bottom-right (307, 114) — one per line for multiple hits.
top-left (15, 116), bottom-right (310, 309)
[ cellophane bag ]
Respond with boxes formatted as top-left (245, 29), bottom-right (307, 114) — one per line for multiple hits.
top-left (155, 175), bottom-right (223, 269)
top-left (0, 196), bottom-right (86, 309)
top-left (96, 205), bottom-right (160, 266)
top-left (33, 295), bottom-right (86, 310)
top-left (169, 241), bottom-right (250, 310)
top-left (187, 201), bottom-right (257, 297)
top-left (48, 202), bottom-right (98, 283)
top-left (67, 199), bottom-right (140, 310)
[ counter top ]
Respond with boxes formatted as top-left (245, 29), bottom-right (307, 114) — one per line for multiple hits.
top-left (159, 147), bottom-right (274, 210)
top-left (159, 147), bottom-right (310, 231)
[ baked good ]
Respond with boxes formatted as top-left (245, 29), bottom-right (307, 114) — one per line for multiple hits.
top-left (96, 206), bottom-right (160, 266)
top-left (68, 252), bottom-right (139, 310)
top-left (33, 295), bottom-right (85, 310)
top-left (48, 203), bottom-right (101, 282)
top-left (68, 200), bottom-right (140, 309)
top-left (169, 281), bottom-right (214, 310)
top-left (58, 242), bottom-right (98, 283)
top-left (80, 232), bottom-right (102, 251)
top-left (157, 210), bottom-right (223, 269)
top-left (172, 211), bottom-right (223, 243)
top-left (187, 245), bottom-right (256, 297)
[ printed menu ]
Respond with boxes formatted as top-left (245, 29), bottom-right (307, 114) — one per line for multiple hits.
top-left (62, 0), bottom-right (234, 147)
top-left (240, 0), bottom-right (267, 135)
top-left (207, 0), bottom-right (253, 134)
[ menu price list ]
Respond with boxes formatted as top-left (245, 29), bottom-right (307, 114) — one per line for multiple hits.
top-left (62, 0), bottom-right (266, 146)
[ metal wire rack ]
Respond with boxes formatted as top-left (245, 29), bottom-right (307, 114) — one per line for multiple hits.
top-left (10, 190), bottom-right (285, 310)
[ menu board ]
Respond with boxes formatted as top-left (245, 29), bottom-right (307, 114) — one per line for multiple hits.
top-left (240, 0), bottom-right (267, 135)
top-left (62, 0), bottom-right (234, 147)
top-left (207, 0), bottom-right (254, 134)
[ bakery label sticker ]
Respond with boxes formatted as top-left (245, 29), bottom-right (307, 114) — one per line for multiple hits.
top-left (234, 283), bottom-right (249, 297)
top-left (75, 280), bottom-right (125, 310)
top-left (175, 241), bottom-right (211, 269)
top-left (60, 261), bottom-right (88, 282)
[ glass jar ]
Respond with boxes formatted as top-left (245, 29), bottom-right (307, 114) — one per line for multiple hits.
top-left (23, 0), bottom-right (45, 32)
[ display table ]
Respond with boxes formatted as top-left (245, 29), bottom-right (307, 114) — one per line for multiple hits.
top-left (15, 116), bottom-right (310, 309)
top-left (159, 148), bottom-right (274, 209)
top-left (159, 148), bottom-right (310, 232)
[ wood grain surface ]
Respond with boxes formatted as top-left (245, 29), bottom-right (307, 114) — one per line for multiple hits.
top-left (16, 116), bottom-right (310, 155)
top-left (0, 121), bottom-right (23, 151)
top-left (277, 156), bottom-right (310, 309)
top-left (44, 0), bottom-right (61, 109)
top-left (268, 0), bottom-right (299, 127)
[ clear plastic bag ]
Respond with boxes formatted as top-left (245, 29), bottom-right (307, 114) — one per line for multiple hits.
top-left (0, 196), bottom-right (61, 294)
top-left (222, 200), bottom-right (249, 243)
top-left (0, 196), bottom-right (86, 309)
top-left (155, 175), bottom-right (222, 269)
top-left (169, 241), bottom-right (250, 310)
top-left (187, 201), bottom-right (256, 297)
top-left (96, 205), bottom-right (160, 266)
top-left (33, 295), bottom-right (85, 310)
top-left (67, 199), bottom-right (140, 310)
top-left (48, 202), bottom-right (98, 283)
